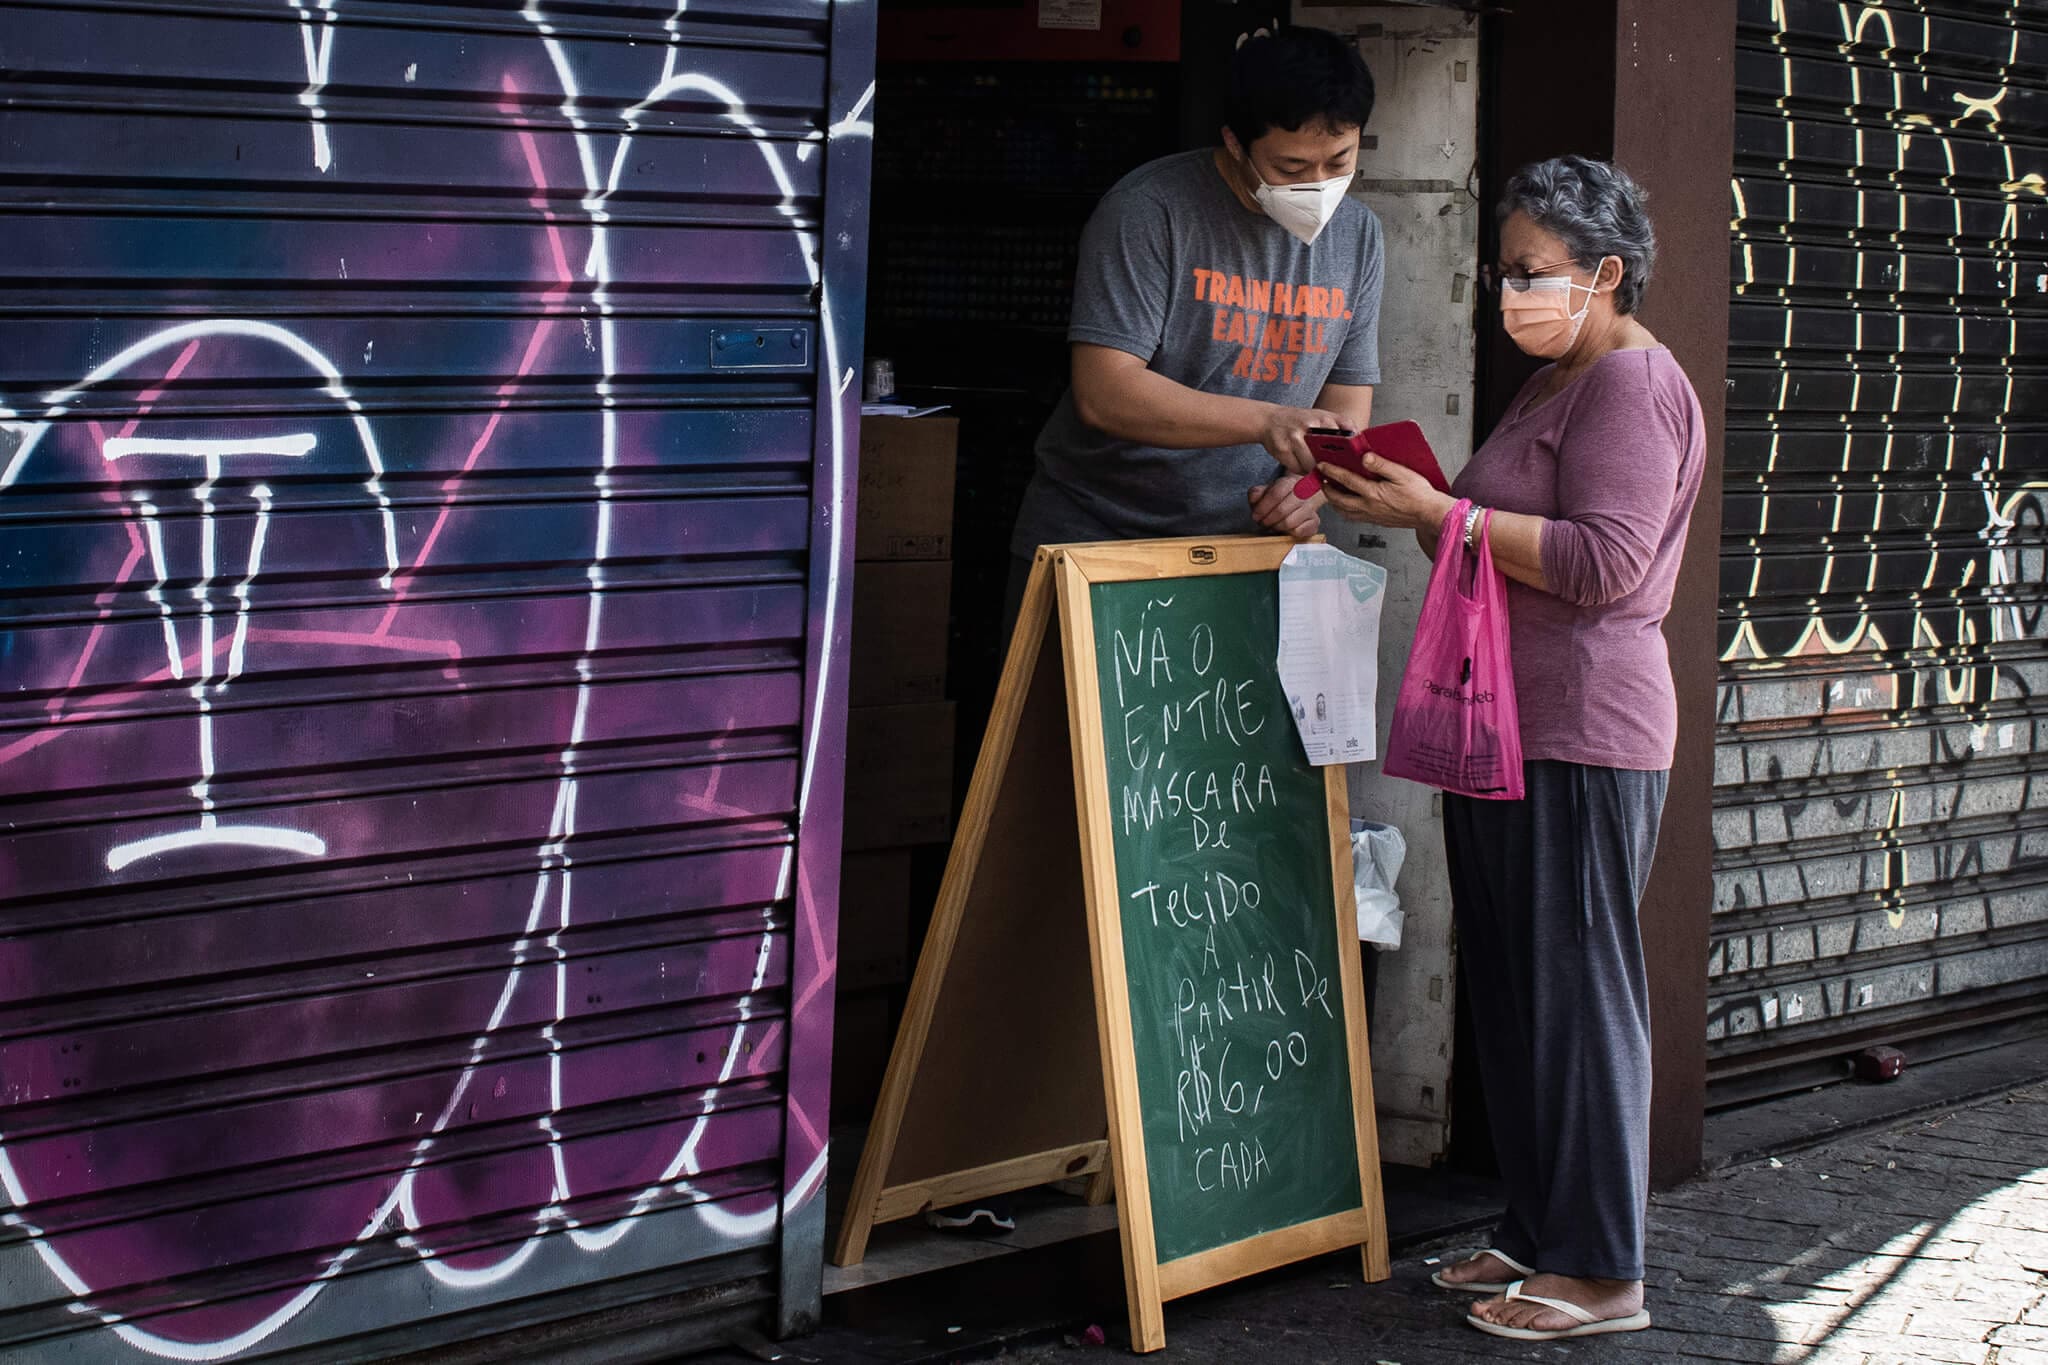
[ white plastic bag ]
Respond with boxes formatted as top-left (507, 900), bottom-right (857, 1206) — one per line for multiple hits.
top-left (1350, 819), bottom-right (1406, 949)
top-left (1277, 543), bottom-right (1387, 766)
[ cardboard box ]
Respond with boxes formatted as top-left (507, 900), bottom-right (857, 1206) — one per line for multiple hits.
top-left (857, 416), bottom-right (957, 560)
top-left (838, 850), bottom-right (914, 991)
top-left (843, 702), bottom-right (957, 850)
top-left (851, 561), bottom-right (952, 707)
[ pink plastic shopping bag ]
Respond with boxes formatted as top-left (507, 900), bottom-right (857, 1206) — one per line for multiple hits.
top-left (1381, 499), bottom-right (1525, 800)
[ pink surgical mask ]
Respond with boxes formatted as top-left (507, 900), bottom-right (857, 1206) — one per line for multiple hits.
top-left (1499, 263), bottom-right (1611, 358)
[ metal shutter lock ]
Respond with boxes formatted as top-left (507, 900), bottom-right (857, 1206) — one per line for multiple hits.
top-left (711, 326), bottom-right (810, 368)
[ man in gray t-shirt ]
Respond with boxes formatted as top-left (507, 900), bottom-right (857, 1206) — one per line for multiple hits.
top-left (1010, 27), bottom-right (1385, 576)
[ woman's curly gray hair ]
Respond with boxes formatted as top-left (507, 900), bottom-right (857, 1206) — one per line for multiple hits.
top-left (1500, 156), bottom-right (1657, 315)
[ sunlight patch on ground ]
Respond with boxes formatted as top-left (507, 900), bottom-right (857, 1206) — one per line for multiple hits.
top-left (1744, 1149), bottom-right (2048, 1361)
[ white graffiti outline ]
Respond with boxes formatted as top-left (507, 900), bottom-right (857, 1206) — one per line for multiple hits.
top-left (287, 0), bottom-right (340, 172)
top-left (0, 321), bottom-right (407, 1360)
top-left (0, 0), bottom-right (854, 1353)
top-left (101, 435), bottom-right (327, 873)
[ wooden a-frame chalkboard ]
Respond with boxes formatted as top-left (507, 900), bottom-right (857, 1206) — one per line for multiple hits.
top-left (832, 538), bottom-right (1388, 1352)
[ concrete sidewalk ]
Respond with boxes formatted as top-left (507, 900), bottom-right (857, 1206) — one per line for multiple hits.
top-left (998, 1081), bottom-right (2048, 1364)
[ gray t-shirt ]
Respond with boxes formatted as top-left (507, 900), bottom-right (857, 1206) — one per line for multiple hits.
top-left (1012, 149), bottom-right (1385, 556)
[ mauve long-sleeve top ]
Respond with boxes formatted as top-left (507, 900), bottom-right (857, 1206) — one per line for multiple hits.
top-left (1449, 345), bottom-right (1707, 772)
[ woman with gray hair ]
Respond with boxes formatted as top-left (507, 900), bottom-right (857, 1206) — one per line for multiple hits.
top-left (1318, 155), bottom-right (1705, 1342)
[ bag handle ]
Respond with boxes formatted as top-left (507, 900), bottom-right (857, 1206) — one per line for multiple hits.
top-left (1435, 497), bottom-right (1472, 569)
top-left (1439, 497), bottom-right (1492, 604)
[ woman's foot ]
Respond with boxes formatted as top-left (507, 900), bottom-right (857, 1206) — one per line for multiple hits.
top-left (1433, 1250), bottom-right (1526, 1290)
top-left (1470, 1274), bottom-right (1643, 1333)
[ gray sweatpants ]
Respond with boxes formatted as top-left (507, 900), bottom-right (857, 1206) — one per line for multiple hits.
top-left (1442, 760), bottom-right (1668, 1281)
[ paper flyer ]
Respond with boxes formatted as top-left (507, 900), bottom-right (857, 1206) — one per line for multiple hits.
top-left (1277, 543), bottom-right (1387, 767)
top-left (1038, 0), bottom-right (1101, 30)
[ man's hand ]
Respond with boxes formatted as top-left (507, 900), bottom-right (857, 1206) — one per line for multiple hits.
top-left (1259, 405), bottom-right (1348, 476)
top-left (1250, 475), bottom-right (1325, 541)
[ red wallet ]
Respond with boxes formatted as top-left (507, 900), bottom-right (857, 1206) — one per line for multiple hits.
top-left (1293, 420), bottom-right (1450, 500)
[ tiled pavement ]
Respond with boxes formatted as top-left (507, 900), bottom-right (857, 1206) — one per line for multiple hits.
top-left (994, 1081), bottom-right (2048, 1364)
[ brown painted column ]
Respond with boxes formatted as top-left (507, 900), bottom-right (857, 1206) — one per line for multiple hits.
top-left (1611, 0), bottom-right (1735, 1192)
top-left (1476, 0), bottom-right (1735, 1189)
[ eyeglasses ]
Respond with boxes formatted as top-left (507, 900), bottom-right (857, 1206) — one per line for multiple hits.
top-left (1479, 258), bottom-right (1579, 293)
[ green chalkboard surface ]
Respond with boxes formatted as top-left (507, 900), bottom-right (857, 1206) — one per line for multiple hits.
top-left (1087, 570), bottom-right (1363, 1265)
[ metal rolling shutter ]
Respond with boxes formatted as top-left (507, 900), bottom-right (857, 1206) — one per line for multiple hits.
top-left (1713, 0), bottom-right (2047, 1088)
top-left (0, 0), bottom-right (871, 1358)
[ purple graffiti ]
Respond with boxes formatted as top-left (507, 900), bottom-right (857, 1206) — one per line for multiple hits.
top-left (0, 3), bottom-right (863, 1356)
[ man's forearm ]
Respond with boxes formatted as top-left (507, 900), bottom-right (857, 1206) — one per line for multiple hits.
top-left (1075, 365), bottom-right (1274, 451)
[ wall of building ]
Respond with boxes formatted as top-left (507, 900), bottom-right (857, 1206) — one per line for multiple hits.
top-left (1295, 1), bottom-right (1482, 1170)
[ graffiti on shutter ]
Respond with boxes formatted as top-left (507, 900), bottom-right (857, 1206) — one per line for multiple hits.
top-left (0, 1), bottom-right (864, 1357)
top-left (1712, 0), bottom-right (2048, 1063)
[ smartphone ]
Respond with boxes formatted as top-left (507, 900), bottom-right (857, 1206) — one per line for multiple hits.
top-left (1294, 420), bottom-right (1452, 500)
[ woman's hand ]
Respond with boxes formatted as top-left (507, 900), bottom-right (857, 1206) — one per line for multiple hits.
top-left (1317, 453), bottom-right (1456, 532)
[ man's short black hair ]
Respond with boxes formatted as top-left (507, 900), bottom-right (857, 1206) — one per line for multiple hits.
top-left (1225, 28), bottom-right (1375, 150)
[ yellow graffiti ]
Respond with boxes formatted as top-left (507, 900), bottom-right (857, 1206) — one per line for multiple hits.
top-left (1803, 617), bottom-right (1885, 657)
top-left (1911, 613), bottom-right (1985, 708)
top-left (1995, 482), bottom-right (2048, 524)
top-left (1721, 619), bottom-right (1769, 666)
top-left (1880, 788), bottom-right (1909, 929)
top-left (1988, 483), bottom-right (2048, 650)
top-left (2004, 173), bottom-right (2046, 197)
top-left (1848, 3), bottom-right (1897, 51)
top-left (1719, 616), bottom-right (1890, 669)
top-left (1952, 87), bottom-right (2007, 125)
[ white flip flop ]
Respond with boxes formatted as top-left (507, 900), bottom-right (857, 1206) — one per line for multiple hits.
top-left (1466, 1279), bottom-right (1652, 1341)
top-left (1428, 1247), bottom-right (1535, 1294)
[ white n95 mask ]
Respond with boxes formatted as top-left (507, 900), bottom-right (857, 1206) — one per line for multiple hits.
top-left (1250, 169), bottom-right (1352, 246)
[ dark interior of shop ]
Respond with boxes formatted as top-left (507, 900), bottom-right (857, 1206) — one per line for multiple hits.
top-left (834, 0), bottom-right (1278, 1120)
top-left (867, 0), bottom-right (1253, 745)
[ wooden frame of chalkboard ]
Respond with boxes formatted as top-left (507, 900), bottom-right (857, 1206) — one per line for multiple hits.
top-left (833, 545), bottom-right (1114, 1275)
top-left (1055, 538), bottom-right (1388, 1351)
top-left (830, 537), bottom-right (1386, 1352)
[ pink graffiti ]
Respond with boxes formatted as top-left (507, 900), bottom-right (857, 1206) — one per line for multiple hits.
top-left (0, 14), bottom-right (843, 1354)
